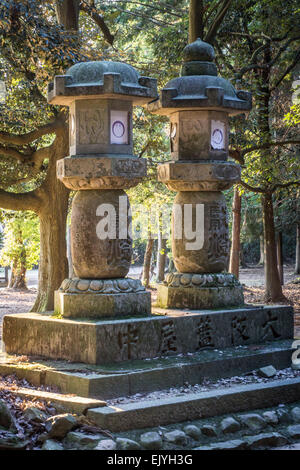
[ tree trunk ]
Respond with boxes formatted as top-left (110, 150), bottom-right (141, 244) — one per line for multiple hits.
top-left (259, 234), bottom-right (264, 265)
top-left (142, 235), bottom-right (154, 288)
top-left (229, 186), bottom-right (241, 279)
top-left (67, 225), bottom-right (74, 278)
top-left (55, 0), bottom-right (80, 30)
top-left (156, 231), bottom-right (167, 283)
top-left (261, 192), bottom-right (286, 302)
top-left (8, 229), bottom-right (28, 290)
top-left (189, 0), bottom-right (204, 42)
top-left (31, 127), bottom-right (70, 312)
top-left (9, 259), bottom-right (27, 289)
top-left (276, 231), bottom-right (284, 285)
top-left (295, 223), bottom-right (300, 274)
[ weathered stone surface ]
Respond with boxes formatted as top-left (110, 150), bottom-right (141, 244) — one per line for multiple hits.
top-left (164, 430), bottom-right (187, 445)
top-left (257, 365), bottom-right (277, 378)
top-left (42, 439), bottom-right (64, 450)
top-left (3, 306), bottom-right (294, 364)
top-left (45, 414), bottom-right (77, 439)
top-left (200, 424), bottom-right (217, 437)
top-left (287, 424), bottom-right (300, 439)
top-left (24, 407), bottom-right (48, 423)
top-left (220, 417), bottom-right (241, 434)
top-left (116, 437), bottom-right (141, 450)
top-left (55, 289), bottom-right (151, 319)
top-left (48, 61), bottom-right (158, 106)
top-left (164, 272), bottom-right (239, 288)
top-left (291, 407), bottom-right (300, 423)
top-left (59, 277), bottom-right (146, 294)
top-left (238, 413), bottom-right (266, 432)
top-left (276, 408), bottom-right (292, 424)
top-left (0, 400), bottom-right (15, 430)
top-left (172, 191), bottom-right (229, 274)
top-left (95, 439), bottom-right (116, 450)
top-left (68, 99), bottom-right (133, 156)
top-left (165, 110), bottom-right (229, 162)
top-left (87, 379), bottom-right (300, 432)
top-left (246, 433), bottom-right (288, 449)
top-left (148, 38), bottom-right (251, 116)
top-left (262, 411), bottom-right (279, 425)
top-left (57, 156), bottom-right (147, 190)
top-left (140, 431), bottom-right (162, 449)
top-left (64, 431), bottom-right (100, 448)
top-left (156, 284), bottom-right (244, 310)
top-left (0, 434), bottom-right (28, 450)
top-left (157, 273), bottom-right (244, 309)
top-left (195, 439), bottom-right (247, 451)
top-left (71, 189), bottom-right (132, 279)
top-left (184, 425), bottom-right (201, 440)
top-left (3, 385), bottom-right (105, 414)
top-left (158, 161), bottom-right (240, 191)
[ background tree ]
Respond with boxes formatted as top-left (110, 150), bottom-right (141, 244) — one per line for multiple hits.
top-left (0, 212), bottom-right (39, 289)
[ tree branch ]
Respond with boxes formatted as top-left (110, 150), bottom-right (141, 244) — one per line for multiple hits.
top-left (271, 181), bottom-right (300, 192)
top-left (241, 139), bottom-right (300, 156)
top-left (240, 180), bottom-right (266, 194)
top-left (269, 37), bottom-right (300, 67)
top-left (271, 48), bottom-right (300, 91)
top-left (0, 120), bottom-right (61, 146)
top-left (204, 0), bottom-right (233, 44)
top-left (80, 1), bottom-right (115, 45)
top-left (0, 189), bottom-right (42, 213)
top-left (0, 146), bottom-right (26, 162)
top-left (229, 148), bottom-right (245, 165)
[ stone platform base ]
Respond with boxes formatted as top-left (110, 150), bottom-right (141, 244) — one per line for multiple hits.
top-left (156, 272), bottom-right (244, 309)
top-left (54, 277), bottom-right (151, 318)
top-left (0, 340), bottom-right (294, 400)
top-left (2, 305), bottom-right (293, 365)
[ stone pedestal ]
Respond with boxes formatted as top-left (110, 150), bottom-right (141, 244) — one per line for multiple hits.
top-left (48, 60), bottom-right (158, 319)
top-left (55, 156), bottom-right (151, 318)
top-left (148, 38), bottom-right (252, 310)
top-left (156, 273), bottom-right (243, 309)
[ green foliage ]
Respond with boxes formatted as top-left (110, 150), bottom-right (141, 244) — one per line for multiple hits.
top-left (0, 211), bottom-right (39, 269)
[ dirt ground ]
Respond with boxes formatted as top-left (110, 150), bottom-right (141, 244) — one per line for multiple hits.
top-left (0, 265), bottom-right (299, 340)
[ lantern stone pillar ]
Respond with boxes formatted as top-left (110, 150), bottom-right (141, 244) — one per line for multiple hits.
top-left (148, 39), bottom-right (252, 309)
top-left (47, 61), bottom-right (158, 318)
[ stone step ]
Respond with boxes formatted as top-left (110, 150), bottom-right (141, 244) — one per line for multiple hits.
top-left (86, 378), bottom-right (300, 431)
top-left (0, 340), bottom-right (293, 400)
top-left (0, 386), bottom-right (105, 415)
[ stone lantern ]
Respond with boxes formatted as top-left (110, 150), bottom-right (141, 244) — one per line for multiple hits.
top-left (48, 61), bottom-right (157, 318)
top-left (148, 39), bottom-right (252, 309)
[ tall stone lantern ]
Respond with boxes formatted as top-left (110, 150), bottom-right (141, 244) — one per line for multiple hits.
top-left (148, 39), bottom-right (252, 309)
top-left (48, 61), bottom-right (157, 318)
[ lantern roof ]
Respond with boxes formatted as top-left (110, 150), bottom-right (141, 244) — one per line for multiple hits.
top-left (48, 60), bottom-right (158, 106)
top-left (148, 38), bottom-right (252, 116)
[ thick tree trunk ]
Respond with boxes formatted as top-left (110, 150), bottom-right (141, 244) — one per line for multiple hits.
top-left (276, 231), bottom-right (284, 285)
top-left (67, 225), bottom-right (74, 278)
top-left (9, 258), bottom-right (27, 290)
top-left (31, 128), bottom-right (70, 312)
top-left (189, 0), bottom-right (204, 42)
top-left (142, 235), bottom-right (154, 288)
top-left (295, 223), bottom-right (300, 274)
top-left (55, 0), bottom-right (80, 30)
top-left (259, 234), bottom-right (264, 265)
top-left (261, 192), bottom-right (286, 302)
top-left (229, 186), bottom-right (241, 279)
top-left (156, 231), bottom-right (167, 283)
top-left (8, 228), bottom-right (28, 289)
